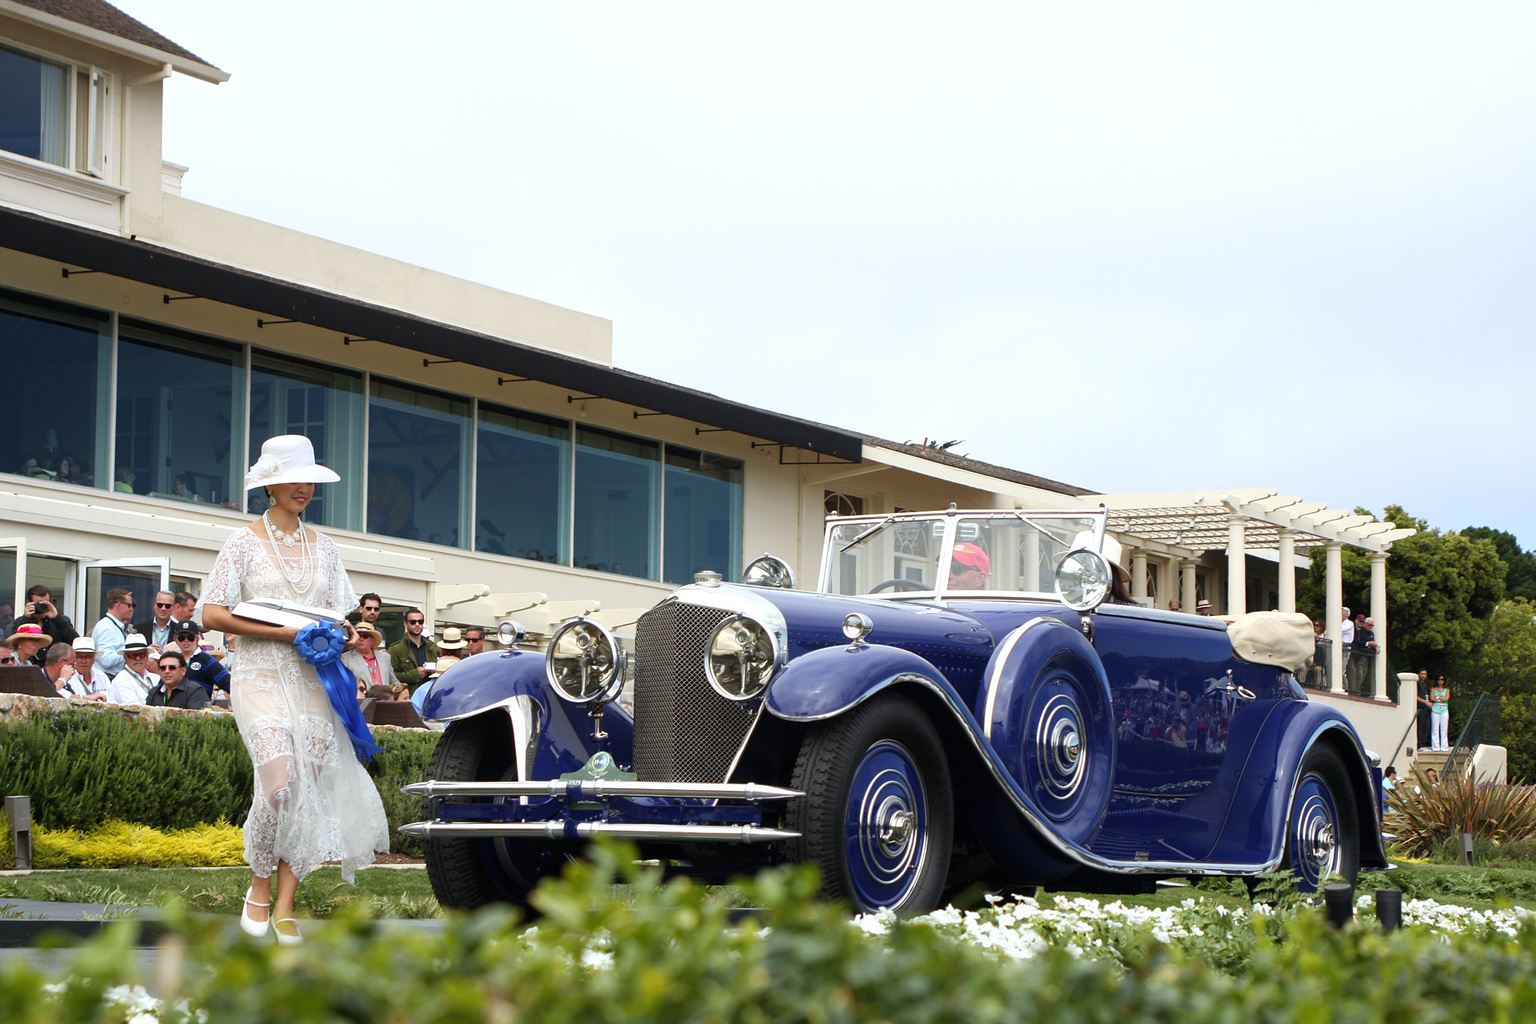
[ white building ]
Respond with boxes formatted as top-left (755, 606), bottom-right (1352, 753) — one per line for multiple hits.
top-left (1, 1), bottom-right (1441, 771)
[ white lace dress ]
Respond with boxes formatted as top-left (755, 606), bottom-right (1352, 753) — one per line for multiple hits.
top-left (204, 527), bottom-right (390, 883)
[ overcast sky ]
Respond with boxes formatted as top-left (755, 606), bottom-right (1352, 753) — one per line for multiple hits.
top-left (127, 2), bottom-right (1536, 548)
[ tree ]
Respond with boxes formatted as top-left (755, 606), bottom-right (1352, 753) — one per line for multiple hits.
top-left (1461, 526), bottom-right (1536, 602)
top-left (1466, 598), bottom-right (1536, 697)
top-left (1297, 505), bottom-right (1505, 677)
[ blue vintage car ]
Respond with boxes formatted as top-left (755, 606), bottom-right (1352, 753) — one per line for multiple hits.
top-left (403, 507), bottom-right (1386, 915)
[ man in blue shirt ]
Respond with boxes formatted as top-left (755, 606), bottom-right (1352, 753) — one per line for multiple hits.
top-left (90, 588), bottom-right (137, 677)
top-left (172, 624), bottom-right (230, 696)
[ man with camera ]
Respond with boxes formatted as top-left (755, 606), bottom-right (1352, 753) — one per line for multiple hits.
top-left (19, 584), bottom-right (78, 646)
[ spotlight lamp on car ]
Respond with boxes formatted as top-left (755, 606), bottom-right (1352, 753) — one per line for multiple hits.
top-left (497, 619), bottom-right (528, 648)
top-left (742, 554), bottom-right (796, 590)
top-left (1054, 549), bottom-right (1112, 612)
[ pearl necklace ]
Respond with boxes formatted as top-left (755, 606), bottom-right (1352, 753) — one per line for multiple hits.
top-left (263, 511), bottom-right (314, 596)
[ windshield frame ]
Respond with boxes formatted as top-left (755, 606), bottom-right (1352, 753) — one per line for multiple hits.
top-left (815, 508), bottom-right (1108, 599)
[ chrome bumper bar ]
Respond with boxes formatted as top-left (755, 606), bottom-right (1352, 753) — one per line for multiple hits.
top-left (403, 779), bottom-right (802, 801)
top-left (397, 821), bottom-right (799, 843)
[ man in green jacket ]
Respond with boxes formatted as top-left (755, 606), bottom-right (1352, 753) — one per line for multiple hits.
top-left (387, 607), bottom-right (439, 692)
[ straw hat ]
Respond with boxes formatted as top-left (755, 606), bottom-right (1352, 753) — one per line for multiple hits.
top-left (121, 633), bottom-right (150, 652)
top-left (437, 627), bottom-right (467, 651)
top-left (71, 636), bottom-right (96, 653)
top-left (244, 434), bottom-right (340, 490)
top-left (6, 623), bottom-right (48, 647)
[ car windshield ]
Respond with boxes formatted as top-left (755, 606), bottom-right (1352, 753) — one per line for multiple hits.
top-left (820, 512), bottom-right (1104, 596)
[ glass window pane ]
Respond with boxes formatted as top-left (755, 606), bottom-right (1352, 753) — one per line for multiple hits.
top-left (575, 427), bottom-right (658, 579)
top-left (663, 446), bottom-right (742, 585)
top-left (368, 378), bottom-right (470, 547)
top-left (0, 44), bottom-right (68, 165)
top-left (250, 352), bottom-right (364, 530)
top-left (0, 288), bottom-right (109, 486)
top-left (117, 321), bottom-right (245, 507)
top-left (476, 404), bottom-right (569, 563)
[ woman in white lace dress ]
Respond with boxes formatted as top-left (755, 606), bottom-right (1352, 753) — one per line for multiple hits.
top-left (201, 435), bottom-right (389, 944)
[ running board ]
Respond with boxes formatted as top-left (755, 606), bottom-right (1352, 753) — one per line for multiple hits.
top-left (398, 821), bottom-right (799, 843)
top-left (403, 779), bottom-right (802, 801)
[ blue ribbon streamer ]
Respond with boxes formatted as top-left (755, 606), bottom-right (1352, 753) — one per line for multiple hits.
top-left (294, 620), bottom-right (383, 762)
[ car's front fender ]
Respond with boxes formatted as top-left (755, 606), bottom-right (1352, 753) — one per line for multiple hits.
top-left (763, 643), bottom-right (960, 722)
top-left (421, 649), bottom-right (551, 723)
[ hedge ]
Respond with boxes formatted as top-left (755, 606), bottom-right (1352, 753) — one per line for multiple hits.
top-left (0, 709), bottom-right (437, 860)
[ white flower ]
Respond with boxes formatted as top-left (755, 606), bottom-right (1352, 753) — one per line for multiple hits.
top-left (244, 453), bottom-right (282, 488)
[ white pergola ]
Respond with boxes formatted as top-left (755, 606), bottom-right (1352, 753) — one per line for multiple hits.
top-left (1093, 489), bottom-right (1416, 700)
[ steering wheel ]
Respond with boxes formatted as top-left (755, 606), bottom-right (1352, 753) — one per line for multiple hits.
top-left (869, 578), bottom-right (929, 594)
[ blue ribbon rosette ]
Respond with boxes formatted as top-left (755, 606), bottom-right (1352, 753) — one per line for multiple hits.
top-left (294, 620), bottom-right (383, 762)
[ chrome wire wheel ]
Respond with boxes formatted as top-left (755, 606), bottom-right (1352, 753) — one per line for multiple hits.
top-left (1283, 744), bottom-right (1361, 893)
top-left (788, 694), bottom-right (954, 915)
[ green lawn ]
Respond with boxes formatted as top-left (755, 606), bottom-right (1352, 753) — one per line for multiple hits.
top-left (0, 865), bottom-right (441, 920)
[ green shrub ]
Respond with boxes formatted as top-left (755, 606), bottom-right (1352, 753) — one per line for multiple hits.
top-left (0, 709), bottom-right (439, 854)
top-left (1386, 765), bottom-right (1536, 858)
top-left (32, 819), bottom-right (246, 868)
top-left (363, 729), bottom-right (438, 858)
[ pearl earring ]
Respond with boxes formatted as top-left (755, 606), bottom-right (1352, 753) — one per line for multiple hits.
top-left (269, 494), bottom-right (276, 507)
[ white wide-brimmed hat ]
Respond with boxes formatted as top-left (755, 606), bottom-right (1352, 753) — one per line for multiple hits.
top-left (437, 627), bottom-right (467, 651)
top-left (244, 435), bottom-right (341, 491)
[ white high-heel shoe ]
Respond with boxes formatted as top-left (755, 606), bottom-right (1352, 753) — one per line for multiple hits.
top-left (274, 917), bottom-right (303, 946)
top-left (239, 887), bottom-right (270, 938)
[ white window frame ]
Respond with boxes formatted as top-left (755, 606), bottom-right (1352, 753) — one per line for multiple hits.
top-left (1, 40), bottom-right (114, 178)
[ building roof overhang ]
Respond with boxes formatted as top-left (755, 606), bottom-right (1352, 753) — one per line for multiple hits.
top-left (0, 207), bottom-right (863, 461)
top-left (1096, 489), bottom-right (1417, 556)
top-left (1, 0), bottom-right (227, 82)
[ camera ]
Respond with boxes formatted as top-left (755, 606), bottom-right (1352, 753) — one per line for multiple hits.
top-left (33, 601), bottom-right (50, 615)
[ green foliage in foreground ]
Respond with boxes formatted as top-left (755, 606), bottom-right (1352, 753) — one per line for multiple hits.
top-left (6, 844), bottom-right (1536, 1024)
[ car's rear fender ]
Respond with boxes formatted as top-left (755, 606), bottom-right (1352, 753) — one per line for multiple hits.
top-left (1205, 700), bottom-right (1388, 869)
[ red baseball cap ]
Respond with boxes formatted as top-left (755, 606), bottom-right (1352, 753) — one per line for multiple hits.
top-left (952, 542), bottom-right (991, 574)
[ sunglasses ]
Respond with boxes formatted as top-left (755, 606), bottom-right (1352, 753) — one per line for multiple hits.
top-left (156, 602), bottom-right (173, 609)
top-left (158, 663), bottom-right (180, 671)
top-left (406, 619), bottom-right (424, 625)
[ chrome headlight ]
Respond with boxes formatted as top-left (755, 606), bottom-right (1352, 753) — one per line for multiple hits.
top-left (742, 554), bottom-right (796, 590)
top-left (545, 618), bottom-right (624, 704)
top-left (1054, 549), bottom-right (1112, 612)
top-left (706, 615), bottom-right (778, 700)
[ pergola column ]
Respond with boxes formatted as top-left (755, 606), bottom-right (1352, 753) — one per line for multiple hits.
top-left (1131, 550), bottom-right (1148, 605)
top-left (1370, 551), bottom-right (1388, 700)
top-left (1277, 528), bottom-right (1296, 613)
top-left (1022, 528), bottom-right (1041, 591)
top-left (1326, 541), bottom-right (1345, 693)
top-left (1180, 558), bottom-right (1197, 612)
top-left (1227, 514), bottom-right (1247, 616)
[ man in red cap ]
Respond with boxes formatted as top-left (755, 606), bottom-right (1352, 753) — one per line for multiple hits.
top-left (948, 542), bottom-right (991, 590)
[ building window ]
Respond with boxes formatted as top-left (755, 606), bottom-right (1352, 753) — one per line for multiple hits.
top-left (0, 43), bottom-right (109, 175)
top-left (0, 288), bottom-right (109, 485)
top-left (116, 321), bottom-right (245, 505)
top-left (250, 352), bottom-right (364, 530)
top-left (575, 427), bottom-right (659, 579)
top-left (368, 378), bottom-right (470, 547)
top-left (663, 446), bottom-right (742, 585)
top-left (476, 403), bottom-right (569, 563)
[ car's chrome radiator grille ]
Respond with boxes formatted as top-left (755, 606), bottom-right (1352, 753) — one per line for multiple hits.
top-left (633, 600), bottom-right (760, 783)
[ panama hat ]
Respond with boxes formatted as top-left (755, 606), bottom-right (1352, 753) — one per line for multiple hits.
top-left (121, 633), bottom-right (150, 652)
top-left (71, 636), bottom-right (96, 653)
top-left (244, 434), bottom-right (341, 490)
top-left (437, 627), bottom-right (468, 651)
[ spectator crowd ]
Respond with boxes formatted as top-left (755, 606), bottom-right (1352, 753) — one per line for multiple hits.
top-left (3, 584), bottom-right (489, 714)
